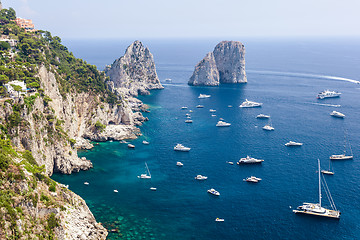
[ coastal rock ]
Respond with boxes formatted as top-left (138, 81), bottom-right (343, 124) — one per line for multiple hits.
top-left (105, 40), bottom-right (163, 96)
top-left (74, 137), bottom-right (94, 150)
top-left (189, 41), bottom-right (247, 86)
top-left (189, 52), bottom-right (220, 86)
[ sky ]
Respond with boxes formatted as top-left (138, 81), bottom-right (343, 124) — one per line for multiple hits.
top-left (3, 0), bottom-right (360, 39)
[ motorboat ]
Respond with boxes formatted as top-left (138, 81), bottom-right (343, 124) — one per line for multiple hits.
top-left (243, 176), bottom-right (262, 183)
top-left (256, 114), bottom-right (270, 119)
top-left (176, 161), bottom-right (184, 166)
top-left (186, 116), bottom-right (191, 119)
top-left (128, 144), bottom-right (135, 148)
top-left (330, 111), bottom-right (345, 118)
top-left (174, 144), bottom-right (191, 151)
top-left (321, 170), bottom-right (334, 175)
top-left (263, 124), bottom-right (274, 131)
top-left (196, 105), bottom-right (204, 108)
top-left (189, 110), bottom-right (193, 113)
top-left (209, 109), bottom-right (216, 112)
top-left (120, 140), bottom-right (129, 144)
top-left (207, 188), bottom-right (220, 196)
top-left (215, 218), bottom-right (224, 222)
top-left (185, 119), bottom-right (193, 123)
top-left (186, 113), bottom-right (191, 116)
top-left (114, 190), bottom-right (118, 193)
top-left (237, 156), bottom-right (264, 164)
top-left (150, 187), bottom-right (157, 191)
top-left (219, 118), bottom-right (224, 120)
top-left (84, 182), bottom-right (89, 185)
top-left (216, 121), bottom-right (231, 127)
top-left (164, 78), bottom-right (172, 82)
top-left (138, 162), bottom-right (151, 179)
top-left (195, 175), bottom-right (208, 180)
top-left (317, 90), bottom-right (341, 99)
top-left (293, 159), bottom-right (340, 219)
top-left (198, 94), bottom-right (211, 99)
top-left (239, 99), bottom-right (263, 108)
top-left (285, 141), bottom-right (303, 146)
top-left (228, 105), bottom-right (233, 108)
top-left (181, 106), bottom-right (188, 110)
top-left (211, 114), bottom-right (216, 117)
top-left (226, 161), bottom-right (234, 165)
top-left (142, 140), bottom-right (150, 145)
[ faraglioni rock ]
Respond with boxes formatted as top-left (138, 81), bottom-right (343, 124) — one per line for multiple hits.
top-left (105, 40), bottom-right (163, 96)
top-left (189, 41), bottom-right (247, 86)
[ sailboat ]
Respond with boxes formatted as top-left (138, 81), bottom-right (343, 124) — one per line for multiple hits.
top-left (293, 159), bottom-right (340, 219)
top-left (138, 162), bottom-right (151, 179)
top-left (330, 132), bottom-right (353, 160)
top-left (321, 159), bottom-right (334, 175)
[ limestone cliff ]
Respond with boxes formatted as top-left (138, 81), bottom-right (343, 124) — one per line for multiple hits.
top-left (189, 41), bottom-right (247, 86)
top-left (105, 40), bottom-right (163, 96)
top-left (188, 52), bottom-right (219, 86)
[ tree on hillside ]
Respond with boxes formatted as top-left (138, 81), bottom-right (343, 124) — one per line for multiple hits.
top-left (11, 84), bottom-right (23, 98)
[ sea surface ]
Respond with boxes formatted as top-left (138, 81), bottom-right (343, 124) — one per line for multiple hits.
top-left (53, 38), bottom-right (360, 239)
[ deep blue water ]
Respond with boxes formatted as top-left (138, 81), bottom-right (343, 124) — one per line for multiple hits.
top-left (53, 38), bottom-right (360, 239)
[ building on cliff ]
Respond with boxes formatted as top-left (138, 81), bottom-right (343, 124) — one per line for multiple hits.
top-left (15, 17), bottom-right (36, 32)
top-left (4, 80), bottom-right (27, 98)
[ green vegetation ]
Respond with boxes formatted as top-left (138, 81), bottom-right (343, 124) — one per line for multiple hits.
top-left (95, 120), bottom-right (106, 132)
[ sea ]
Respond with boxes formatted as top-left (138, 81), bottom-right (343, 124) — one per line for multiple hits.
top-left (52, 38), bottom-right (360, 240)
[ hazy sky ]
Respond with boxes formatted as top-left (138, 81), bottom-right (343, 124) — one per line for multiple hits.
top-left (4, 0), bottom-right (360, 39)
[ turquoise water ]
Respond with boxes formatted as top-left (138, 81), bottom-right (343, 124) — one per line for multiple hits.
top-left (53, 39), bottom-right (360, 239)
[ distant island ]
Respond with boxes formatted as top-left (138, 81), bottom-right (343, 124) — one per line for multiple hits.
top-left (189, 41), bottom-right (247, 86)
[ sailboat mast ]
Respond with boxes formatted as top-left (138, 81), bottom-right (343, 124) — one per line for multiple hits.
top-left (318, 159), bottom-right (322, 207)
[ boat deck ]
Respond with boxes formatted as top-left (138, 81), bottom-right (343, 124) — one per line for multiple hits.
top-left (293, 209), bottom-right (340, 219)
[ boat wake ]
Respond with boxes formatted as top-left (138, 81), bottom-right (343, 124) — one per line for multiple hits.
top-left (248, 70), bottom-right (360, 84)
top-left (308, 102), bottom-right (341, 108)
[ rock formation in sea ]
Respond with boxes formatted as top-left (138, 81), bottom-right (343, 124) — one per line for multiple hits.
top-left (105, 40), bottom-right (164, 96)
top-left (189, 41), bottom-right (247, 86)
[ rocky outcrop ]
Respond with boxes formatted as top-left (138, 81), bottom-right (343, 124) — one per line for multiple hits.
top-left (188, 52), bottom-right (219, 86)
top-left (105, 40), bottom-right (163, 96)
top-left (189, 41), bottom-right (247, 86)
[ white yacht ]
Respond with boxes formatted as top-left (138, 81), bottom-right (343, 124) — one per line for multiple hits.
top-left (239, 99), bottom-right (263, 108)
top-left (330, 111), bottom-right (345, 118)
top-left (174, 144), bottom-right (191, 152)
top-left (186, 116), bottom-right (191, 119)
top-left (256, 114), bottom-right (270, 119)
top-left (228, 105), bottom-right (233, 108)
top-left (150, 187), bottom-right (157, 191)
top-left (207, 188), bottom-right (220, 196)
top-left (226, 161), bottom-right (234, 165)
top-left (195, 175), bottom-right (208, 180)
top-left (84, 182), bottom-right (89, 185)
top-left (215, 218), bottom-right (224, 222)
top-left (128, 144), bottom-right (135, 148)
top-left (189, 110), bottom-right (193, 112)
top-left (293, 159), bottom-right (340, 219)
top-left (330, 132), bottom-right (353, 160)
top-left (142, 140), bottom-right (150, 145)
top-left (211, 114), bottom-right (217, 117)
top-left (114, 189), bottom-right (118, 193)
top-left (263, 124), bottom-right (274, 131)
top-left (209, 109), bottom-right (216, 112)
top-left (243, 176), bottom-right (262, 183)
top-left (285, 141), bottom-right (303, 146)
top-left (196, 105), bottom-right (204, 108)
top-left (185, 119), bottom-right (193, 123)
top-left (317, 90), bottom-right (341, 99)
top-left (176, 161), bottom-right (184, 166)
top-left (216, 121), bottom-right (231, 127)
top-left (138, 162), bottom-right (151, 179)
top-left (181, 106), bottom-right (188, 110)
top-left (237, 156), bottom-right (264, 164)
top-left (198, 94), bottom-right (211, 99)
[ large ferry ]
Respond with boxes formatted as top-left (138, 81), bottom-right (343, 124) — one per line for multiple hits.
top-left (317, 90), bottom-right (341, 99)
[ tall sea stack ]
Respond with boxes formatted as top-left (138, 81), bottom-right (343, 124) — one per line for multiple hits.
top-left (189, 41), bottom-right (247, 86)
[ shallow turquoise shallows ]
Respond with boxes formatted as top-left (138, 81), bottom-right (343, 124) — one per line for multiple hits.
top-left (52, 39), bottom-right (360, 239)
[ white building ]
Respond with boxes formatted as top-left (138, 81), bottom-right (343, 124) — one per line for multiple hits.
top-left (4, 80), bottom-right (27, 98)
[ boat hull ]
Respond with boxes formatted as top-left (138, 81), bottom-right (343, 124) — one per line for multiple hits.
top-left (293, 209), bottom-right (340, 219)
top-left (330, 155), bottom-right (353, 160)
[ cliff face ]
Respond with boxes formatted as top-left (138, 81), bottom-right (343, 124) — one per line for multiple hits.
top-left (189, 41), bottom-right (247, 86)
top-left (105, 40), bottom-right (163, 96)
top-left (188, 52), bottom-right (219, 86)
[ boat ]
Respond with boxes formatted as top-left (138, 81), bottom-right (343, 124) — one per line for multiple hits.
top-left (195, 175), bottom-right (208, 180)
top-left (285, 141), bottom-right (303, 146)
top-left (142, 140), bottom-right (150, 145)
top-left (185, 119), bottom-right (193, 123)
top-left (189, 110), bottom-right (193, 113)
top-left (207, 188), bottom-right (220, 196)
top-left (228, 105), bottom-right (233, 108)
top-left (181, 106), bottom-right (188, 110)
top-left (176, 161), bottom-right (183, 166)
top-left (114, 190), bottom-right (118, 193)
top-left (150, 187), bottom-right (157, 191)
top-left (215, 218), bottom-right (224, 222)
top-left (186, 116), bottom-right (191, 119)
top-left (256, 114), bottom-right (270, 119)
top-left (243, 176), bottom-right (262, 183)
top-left (196, 105), bottom-right (204, 108)
top-left (330, 111), bottom-right (345, 118)
top-left (237, 156), bottom-right (264, 164)
top-left (138, 162), bottom-right (151, 179)
top-left (239, 99), bottom-right (263, 108)
top-left (174, 144), bottom-right (191, 152)
top-left (226, 161), bottom-right (234, 165)
top-left (128, 144), bottom-right (135, 148)
top-left (317, 90), bottom-right (341, 99)
top-left (84, 182), bottom-right (89, 185)
top-left (263, 118), bottom-right (274, 131)
top-left (211, 114), bottom-right (216, 117)
top-left (120, 140), bottom-right (129, 144)
top-left (164, 78), bottom-right (172, 82)
top-left (209, 109), bottom-right (216, 112)
top-left (185, 113), bottom-right (191, 116)
top-left (293, 159), bottom-right (340, 219)
top-left (216, 121), bottom-right (231, 127)
top-left (219, 118), bottom-right (224, 120)
top-left (198, 94), bottom-right (211, 99)
top-left (330, 132), bottom-right (353, 160)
